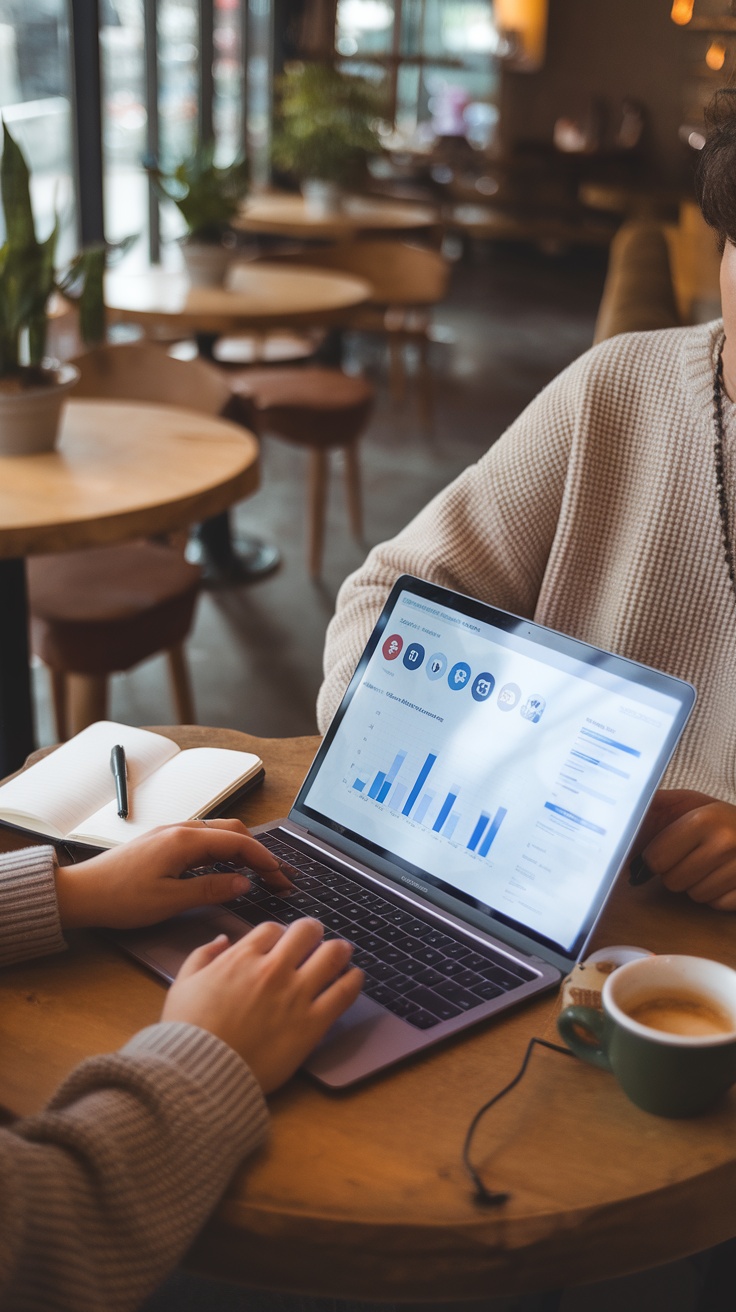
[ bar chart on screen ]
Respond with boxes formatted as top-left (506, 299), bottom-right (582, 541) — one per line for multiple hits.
top-left (346, 714), bottom-right (510, 863)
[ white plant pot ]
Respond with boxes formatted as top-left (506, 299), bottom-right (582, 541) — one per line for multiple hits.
top-left (181, 240), bottom-right (232, 288)
top-left (302, 179), bottom-right (343, 218)
top-left (0, 361), bottom-right (79, 456)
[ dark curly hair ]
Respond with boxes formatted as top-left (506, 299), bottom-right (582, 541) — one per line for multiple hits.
top-left (695, 88), bottom-right (736, 251)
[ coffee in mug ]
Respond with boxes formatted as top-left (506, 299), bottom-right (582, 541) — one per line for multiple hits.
top-left (623, 990), bottom-right (734, 1037)
top-left (557, 954), bottom-right (736, 1116)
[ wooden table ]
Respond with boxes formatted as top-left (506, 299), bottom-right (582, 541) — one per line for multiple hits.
top-left (233, 192), bottom-right (439, 241)
top-left (2, 724), bottom-right (736, 1301)
top-left (0, 405), bottom-right (258, 777)
top-left (104, 263), bottom-right (372, 337)
top-left (104, 262), bottom-right (372, 585)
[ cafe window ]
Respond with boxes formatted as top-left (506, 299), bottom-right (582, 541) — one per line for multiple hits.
top-left (335, 0), bottom-right (499, 146)
top-left (0, 0), bottom-right (76, 260)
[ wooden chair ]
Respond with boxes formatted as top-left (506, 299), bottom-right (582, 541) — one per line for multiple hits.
top-left (226, 366), bottom-right (375, 579)
top-left (27, 344), bottom-right (234, 738)
top-left (250, 241), bottom-right (451, 424)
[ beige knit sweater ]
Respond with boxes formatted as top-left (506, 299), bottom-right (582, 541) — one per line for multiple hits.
top-left (319, 321), bottom-right (736, 803)
top-left (0, 846), bottom-right (269, 1312)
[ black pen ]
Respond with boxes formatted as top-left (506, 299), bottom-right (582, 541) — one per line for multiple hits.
top-left (110, 744), bottom-right (129, 819)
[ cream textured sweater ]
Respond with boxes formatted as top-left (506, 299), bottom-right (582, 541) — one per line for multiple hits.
top-left (0, 846), bottom-right (269, 1312)
top-left (319, 322), bottom-right (736, 802)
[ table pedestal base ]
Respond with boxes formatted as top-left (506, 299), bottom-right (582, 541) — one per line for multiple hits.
top-left (187, 513), bottom-right (281, 586)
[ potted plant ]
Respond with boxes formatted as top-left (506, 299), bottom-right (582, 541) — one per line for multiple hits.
top-left (0, 122), bottom-right (106, 455)
top-left (147, 142), bottom-right (248, 286)
top-left (272, 63), bottom-right (385, 215)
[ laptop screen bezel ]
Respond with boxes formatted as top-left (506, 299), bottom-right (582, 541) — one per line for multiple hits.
top-left (290, 575), bottom-right (696, 970)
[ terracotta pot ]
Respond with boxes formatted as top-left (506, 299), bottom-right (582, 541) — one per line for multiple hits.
top-left (0, 361), bottom-right (79, 456)
top-left (181, 240), bottom-right (232, 287)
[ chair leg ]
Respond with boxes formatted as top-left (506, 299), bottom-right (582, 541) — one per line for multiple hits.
top-left (167, 645), bottom-right (196, 724)
top-left (49, 668), bottom-right (69, 742)
top-left (308, 448), bottom-right (329, 579)
top-left (67, 674), bottom-right (108, 736)
top-left (388, 334), bottom-right (406, 404)
top-left (343, 444), bottom-right (363, 543)
top-left (417, 331), bottom-right (433, 432)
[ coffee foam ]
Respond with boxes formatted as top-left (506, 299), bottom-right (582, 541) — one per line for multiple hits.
top-left (625, 990), bottom-right (734, 1038)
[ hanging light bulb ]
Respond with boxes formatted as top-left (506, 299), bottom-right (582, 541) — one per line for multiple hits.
top-left (706, 39), bottom-right (727, 70)
top-left (670, 0), bottom-right (695, 25)
top-left (493, 0), bottom-right (548, 70)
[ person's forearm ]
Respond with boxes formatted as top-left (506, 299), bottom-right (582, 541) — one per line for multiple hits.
top-left (0, 847), bottom-right (66, 967)
top-left (0, 1021), bottom-right (268, 1312)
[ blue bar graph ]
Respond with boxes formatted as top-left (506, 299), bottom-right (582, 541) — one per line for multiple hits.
top-left (366, 750), bottom-right (408, 805)
top-left (389, 782), bottom-right (407, 811)
top-left (384, 750), bottom-right (407, 784)
top-left (352, 779), bottom-right (367, 792)
top-left (368, 771), bottom-right (387, 800)
top-left (433, 791), bottom-right (457, 833)
top-left (478, 806), bottom-right (507, 857)
top-left (444, 813), bottom-right (459, 840)
top-left (414, 792), bottom-right (435, 824)
top-left (467, 811), bottom-right (490, 851)
top-left (402, 752), bottom-right (438, 816)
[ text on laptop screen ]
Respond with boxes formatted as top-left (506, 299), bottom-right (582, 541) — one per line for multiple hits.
top-left (300, 583), bottom-right (690, 956)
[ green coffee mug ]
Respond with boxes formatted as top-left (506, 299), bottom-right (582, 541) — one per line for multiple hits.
top-left (557, 954), bottom-right (736, 1117)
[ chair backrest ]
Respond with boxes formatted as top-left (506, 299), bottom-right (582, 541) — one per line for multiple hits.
top-left (70, 342), bottom-right (232, 417)
top-left (249, 240), bottom-right (451, 308)
top-left (593, 221), bottom-right (680, 344)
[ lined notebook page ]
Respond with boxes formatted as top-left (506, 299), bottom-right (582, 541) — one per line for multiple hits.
top-left (74, 747), bottom-right (261, 846)
top-left (0, 722), bottom-right (179, 839)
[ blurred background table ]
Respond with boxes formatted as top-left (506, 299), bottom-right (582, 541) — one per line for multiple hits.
top-left (233, 192), bottom-right (439, 242)
top-left (0, 404), bottom-right (258, 776)
top-left (2, 725), bottom-right (736, 1302)
top-left (103, 263), bottom-right (372, 582)
top-left (104, 263), bottom-right (372, 340)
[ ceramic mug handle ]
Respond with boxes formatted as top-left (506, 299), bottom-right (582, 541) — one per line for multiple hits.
top-left (557, 1005), bottom-right (612, 1071)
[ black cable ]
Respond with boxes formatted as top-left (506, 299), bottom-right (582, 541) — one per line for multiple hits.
top-left (462, 1036), bottom-right (575, 1206)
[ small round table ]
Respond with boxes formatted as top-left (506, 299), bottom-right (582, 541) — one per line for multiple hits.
top-left (0, 401), bottom-right (259, 777)
top-left (104, 263), bottom-right (372, 337)
top-left (104, 263), bottom-right (372, 584)
top-left (2, 725), bottom-right (736, 1301)
top-left (233, 192), bottom-right (439, 241)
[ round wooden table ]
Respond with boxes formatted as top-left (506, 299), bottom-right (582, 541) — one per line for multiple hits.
top-left (0, 404), bottom-right (258, 777)
top-left (2, 724), bottom-right (736, 1301)
top-left (104, 262), bottom-right (372, 586)
top-left (233, 192), bottom-right (439, 241)
top-left (104, 262), bottom-right (372, 337)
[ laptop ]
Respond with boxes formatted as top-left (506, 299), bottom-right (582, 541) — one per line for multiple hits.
top-left (114, 575), bottom-right (696, 1088)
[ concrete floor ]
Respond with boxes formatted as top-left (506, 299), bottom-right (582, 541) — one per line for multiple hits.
top-left (33, 241), bottom-right (607, 749)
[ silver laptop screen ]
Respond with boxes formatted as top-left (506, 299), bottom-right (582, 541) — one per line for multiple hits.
top-left (298, 578), bottom-right (695, 958)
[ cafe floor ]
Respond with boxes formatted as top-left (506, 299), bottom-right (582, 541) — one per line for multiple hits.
top-left (33, 240), bottom-right (610, 748)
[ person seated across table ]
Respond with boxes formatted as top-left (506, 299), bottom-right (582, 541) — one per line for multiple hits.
top-left (0, 822), bottom-right (362, 1311)
top-left (318, 87), bottom-right (736, 913)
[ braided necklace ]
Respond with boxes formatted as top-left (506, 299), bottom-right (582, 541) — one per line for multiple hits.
top-left (712, 335), bottom-right (736, 595)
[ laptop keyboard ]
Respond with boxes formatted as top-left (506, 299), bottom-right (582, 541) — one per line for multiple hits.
top-left (216, 831), bottom-right (537, 1031)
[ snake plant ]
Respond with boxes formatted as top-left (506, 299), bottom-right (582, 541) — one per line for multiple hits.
top-left (0, 120), bottom-right (106, 382)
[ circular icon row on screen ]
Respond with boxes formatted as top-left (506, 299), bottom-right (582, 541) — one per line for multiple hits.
top-left (381, 634), bottom-right (546, 720)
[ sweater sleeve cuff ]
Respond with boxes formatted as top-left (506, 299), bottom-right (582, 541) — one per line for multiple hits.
top-left (120, 1021), bottom-right (269, 1159)
top-left (0, 846), bottom-right (67, 967)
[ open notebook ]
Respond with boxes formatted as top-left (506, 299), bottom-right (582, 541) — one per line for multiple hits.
top-left (0, 721), bottom-right (264, 850)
